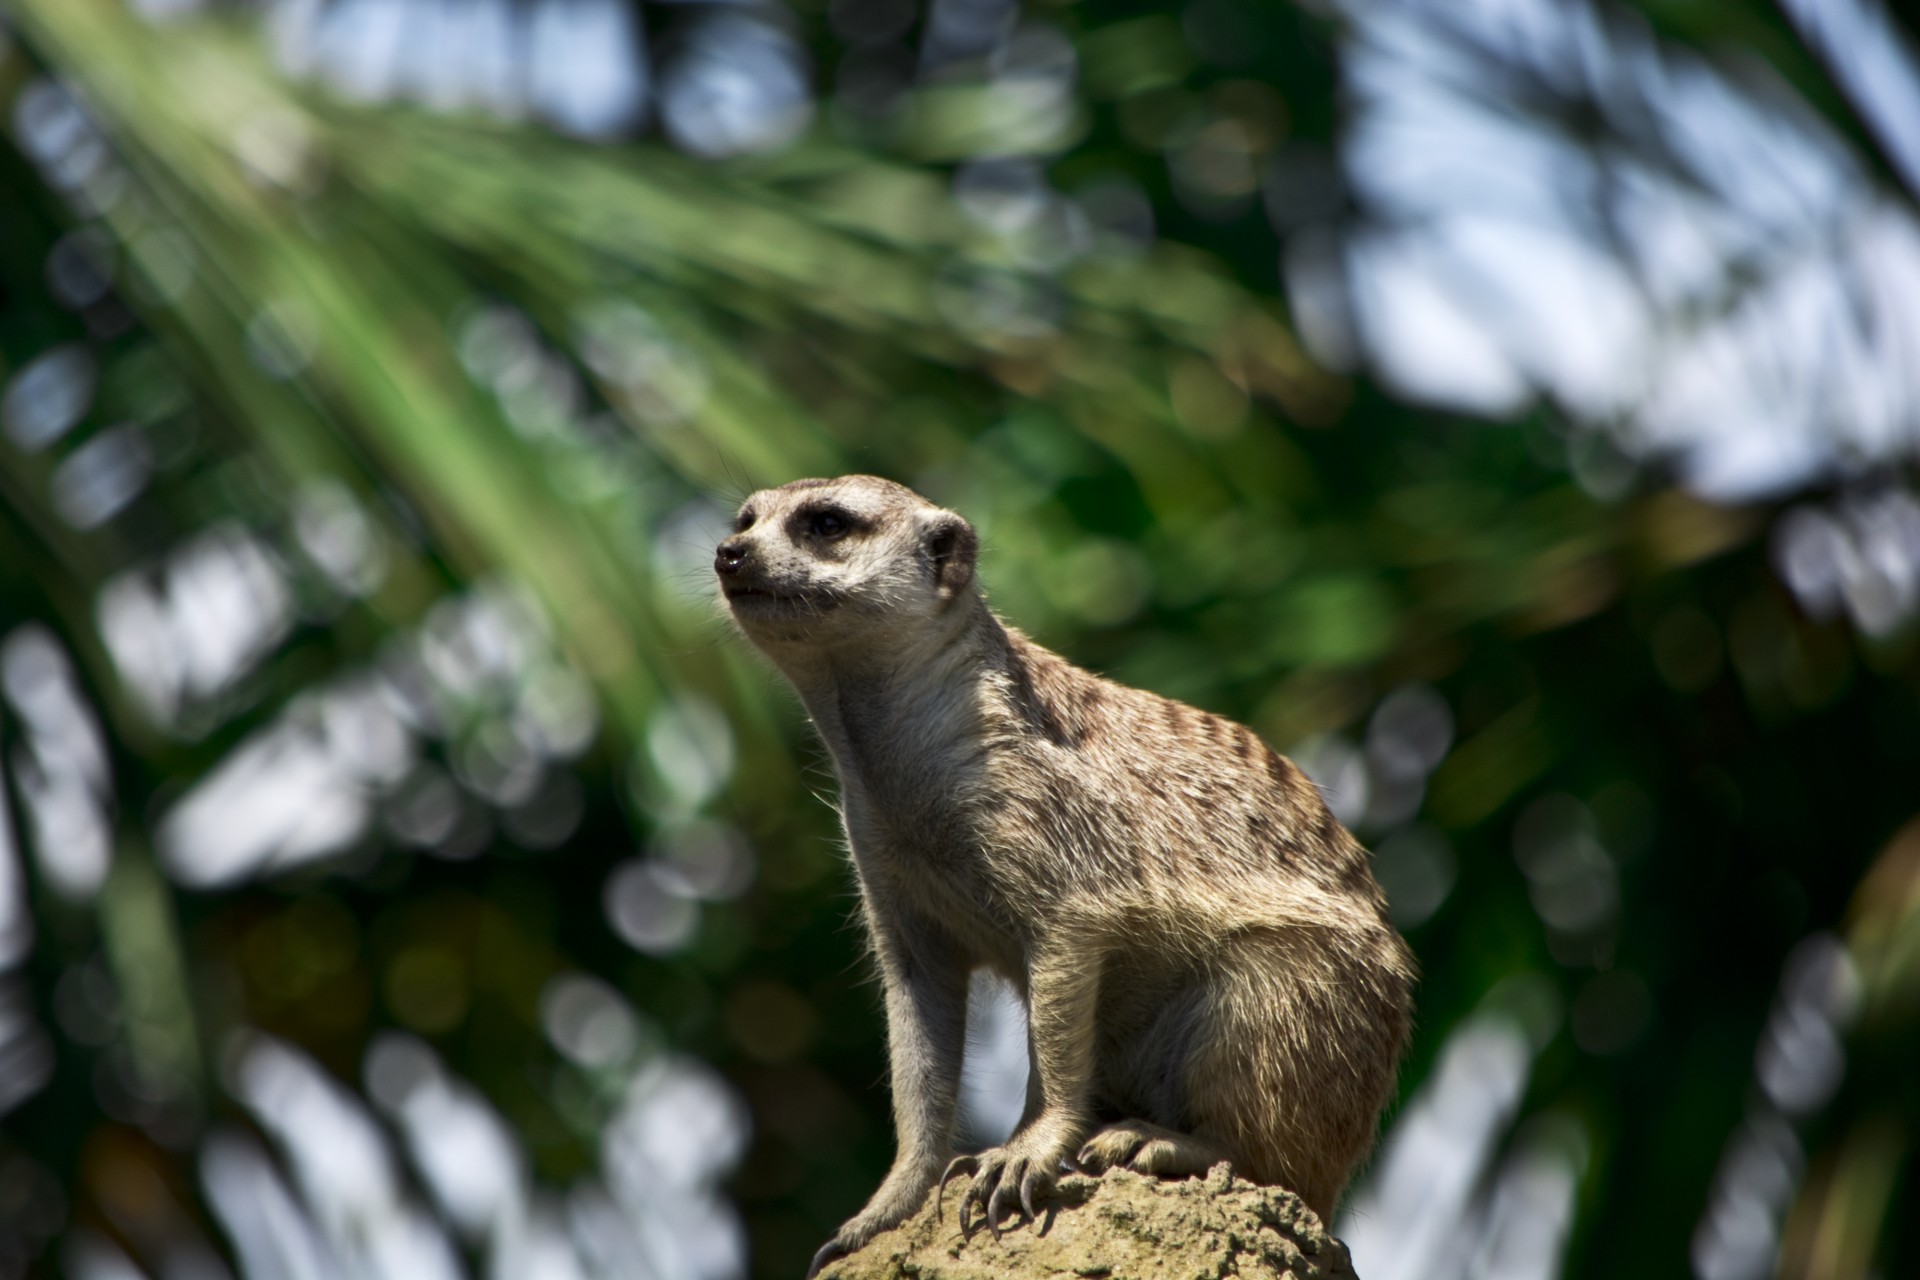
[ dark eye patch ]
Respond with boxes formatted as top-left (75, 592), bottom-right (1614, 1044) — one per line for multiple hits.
top-left (736, 508), bottom-right (757, 532)
top-left (799, 505), bottom-right (863, 539)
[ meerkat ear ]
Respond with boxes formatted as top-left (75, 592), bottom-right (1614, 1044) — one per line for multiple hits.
top-left (922, 511), bottom-right (978, 600)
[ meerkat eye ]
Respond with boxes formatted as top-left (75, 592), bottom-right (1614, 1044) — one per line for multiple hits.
top-left (809, 510), bottom-right (850, 539)
top-left (735, 509), bottom-right (756, 533)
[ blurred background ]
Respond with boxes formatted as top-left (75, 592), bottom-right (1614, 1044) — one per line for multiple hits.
top-left (0, 0), bottom-right (1916, 1277)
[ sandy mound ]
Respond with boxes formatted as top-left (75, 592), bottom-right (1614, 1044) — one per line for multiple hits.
top-left (819, 1163), bottom-right (1361, 1280)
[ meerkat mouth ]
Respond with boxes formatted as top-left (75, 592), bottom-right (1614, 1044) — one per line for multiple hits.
top-left (724, 584), bottom-right (806, 604)
top-left (723, 584), bottom-right (843, 613)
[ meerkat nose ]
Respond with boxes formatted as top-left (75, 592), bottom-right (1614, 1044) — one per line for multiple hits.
top-left (715, 539), bottom-right (750, 575)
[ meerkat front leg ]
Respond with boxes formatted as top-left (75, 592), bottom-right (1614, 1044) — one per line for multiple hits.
top-left (949, 938), bottom-right (1100, 1233)
top-left (808, 908), bottom-right (970, 1278)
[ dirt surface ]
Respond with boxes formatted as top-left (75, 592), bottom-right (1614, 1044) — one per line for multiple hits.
top-left (818, 1163), bottom-right (1361, 1280)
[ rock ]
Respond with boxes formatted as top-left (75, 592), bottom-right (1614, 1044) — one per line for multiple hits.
top-left (818, 1164), bottom-right (1361, 1280)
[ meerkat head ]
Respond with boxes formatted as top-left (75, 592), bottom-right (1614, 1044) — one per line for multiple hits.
top-left (715, 475), bottom-right (979, 651)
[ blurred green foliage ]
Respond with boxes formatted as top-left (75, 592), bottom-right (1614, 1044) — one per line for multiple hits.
top-left (0, 1), bottom-right (1915, 1279)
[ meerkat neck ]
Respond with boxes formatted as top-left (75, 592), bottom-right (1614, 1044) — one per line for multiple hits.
top-left (782, 594), bottom-right (1002, 775)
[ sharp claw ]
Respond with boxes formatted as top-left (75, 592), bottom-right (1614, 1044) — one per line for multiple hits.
top-left (959, 1168), bottom-right (992, 1239)
top-left (936, 1155), bottom-right (979, 1221)
top-left (989, 1170), bottom-right (1020, 1233)
top-left (806, 1238), bottom-right (848, 1279)
top-left (1020, 1169), bottom-right (1039, 1221)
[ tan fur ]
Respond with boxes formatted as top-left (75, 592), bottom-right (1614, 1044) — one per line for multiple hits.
top-left (716, 476), bottom-right (1415, 1276)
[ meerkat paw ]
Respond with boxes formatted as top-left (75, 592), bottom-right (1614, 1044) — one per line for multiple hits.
top-left (807, 1216), bottom-right (893, 1279)
top-left (809, 1168), bottom-right (942, 1277)
top-left (942, 1138), bottom-right (1067, 1237)
top-left (1077, 1120), bottom-right (1229, 1179)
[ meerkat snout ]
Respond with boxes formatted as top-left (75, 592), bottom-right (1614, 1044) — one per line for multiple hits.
top-left (713, 538), bottom-right (749, 577)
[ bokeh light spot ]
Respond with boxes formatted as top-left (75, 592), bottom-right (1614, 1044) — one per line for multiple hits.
top-left (385, 947), bottom-right (470, 1034)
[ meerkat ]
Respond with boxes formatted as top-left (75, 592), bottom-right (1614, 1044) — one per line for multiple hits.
top-left (716, 476), bottom-right (1415, 1277)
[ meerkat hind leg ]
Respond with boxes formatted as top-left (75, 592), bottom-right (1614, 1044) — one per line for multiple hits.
top-left (1077, 1119), bottom-right (1230, 1178)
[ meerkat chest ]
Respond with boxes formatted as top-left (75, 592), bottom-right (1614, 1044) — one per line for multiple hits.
top-left (838, 759), bottom-right (995, 886)
top-left (840, 785), bottom-right (1024, 958)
